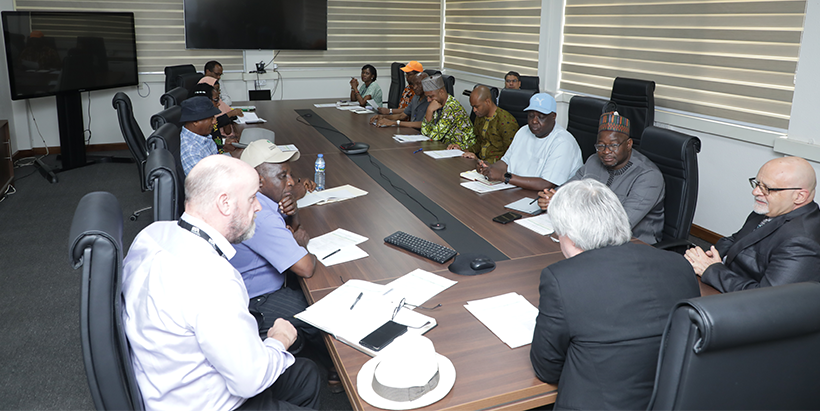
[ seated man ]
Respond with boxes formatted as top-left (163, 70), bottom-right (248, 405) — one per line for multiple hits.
top-left (477, 93), bottom-right (582, 191)
top-left (530, 179), bottom-right (699, 410)
top-left (537, 111), bottom-right (664, 244)
top-left (396, 60), bottom-right (423, 109)
top-left (122, 155), bottom-right (321, 410)
top-left (180, 96), bottom-right (242, 175)
top-left (420, 73), bottom-right (476, 150)
top-left (685, 157), bottom-right (820, 292)
top-left (369, 72), bottom-right (429, 129)
top-left (462, 85), bottom-right (518, 163)
top-left (204, 60), bottom-right (231, 106)
top-left (504, 71), bottom-right (521, 89)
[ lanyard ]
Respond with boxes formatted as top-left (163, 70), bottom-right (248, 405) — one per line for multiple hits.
top-left (177, 219), bottom-right (225, 258)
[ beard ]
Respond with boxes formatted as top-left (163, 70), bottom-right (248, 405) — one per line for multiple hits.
top-left (752, 196), bottom-right (769, 215)
top-left (227, 214), bottom-right (256, 244)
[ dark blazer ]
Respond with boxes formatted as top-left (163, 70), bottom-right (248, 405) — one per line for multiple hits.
top-left (702, 202), bottom-right (820, 292)
top-left (530, 242), bottom-right (699, 410)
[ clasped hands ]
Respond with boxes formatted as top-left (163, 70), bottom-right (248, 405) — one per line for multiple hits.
top-left (684, 245), bottom-right (723, 276)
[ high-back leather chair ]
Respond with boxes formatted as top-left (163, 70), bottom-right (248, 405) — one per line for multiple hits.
top-left (164, 64), bottom-right (196, 92)
top-left (160, 86), bottom-right (188, 109)
top-left (567, 95), bottom-right (609, 161)
top-left (388, 62), bottom-right (406, 109)
top-left (69, 191), bottom-right (145, 410)
top-left (610, 77), bottom-right (655, 150)
top-left (648, 282), bottom-right (820, 410)
top-left (441, 74), bottom-right (456, 96)
top-left (145, 148), bottom-right (181, 221)
top-left (146, 123), bottom-right (185, 216)
top-left (240, 128), bottom-right (276, 145)
top-left (150, 105), bottom-right (181, 131)
top-left (467, 84), bottom-right (501, 124)
top-left (519, 75), bottom-right (540, 91)
top-left (638, 126), bottom-right (700, 249)
top-left (498, 88), bottom-right (538, 128)
top-left (112, 92), bottom-right (148, 191)
top-left (179, 72), bottom-right (204, 93)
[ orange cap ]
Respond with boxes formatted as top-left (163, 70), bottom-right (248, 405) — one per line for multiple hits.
top-left (400, 61), bottom-right (423, 73)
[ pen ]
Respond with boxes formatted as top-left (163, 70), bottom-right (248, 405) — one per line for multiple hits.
top-left (350, 292), bottom-right (363, 310)
top-left (413, 148), bottom-right (423, 154)
top-left (529, 198), bottom-right (538, 205)
top-left (323, 249), bottom-right (341, 260)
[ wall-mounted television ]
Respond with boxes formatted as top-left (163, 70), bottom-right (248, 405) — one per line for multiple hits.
top-left (1, 11), bottom-right (139, 101)
top-left (183, 0), bottom-right (327, 50)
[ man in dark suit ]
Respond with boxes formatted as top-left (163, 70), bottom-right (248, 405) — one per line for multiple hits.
top-left (685, 156), bottom-right (820, 292)
top-left (530, 179), bottom-right (699, 410)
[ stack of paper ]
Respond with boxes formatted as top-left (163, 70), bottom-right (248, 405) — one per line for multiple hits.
top-left (505, 198), bottom-right (543, 215)
top-left (295, 279), bottom-right (437, 356)
top-left (460, 181), bottom-right (516, 193)
top-left (424, 149), bottom-right (463, 159)
top-left (464, 292), bottom-right (538, 349)
top-left (296, 184), bottom-right (368, 208)
top-left (307, 228), bottom-right (369, 266)
top-left (313, 103), bottom-right (338, 108)
top-left (515, 213), bottom-right (554, 235)
top-left (393, 134), bottom-right (429, 143)
top-left (235, 112), bottom-right (266, 124)
top-left (460, 169), bottom-right (501, 186)
top-left (234, 105), bottom-right (256, 111)
top-left (383, 269), bottom-right (457, 306)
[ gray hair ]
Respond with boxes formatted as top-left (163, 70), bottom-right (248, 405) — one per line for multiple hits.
top-left (548, 179), bottom-right (631, 251)
top-left (184, 155), bottom-right (235, 211)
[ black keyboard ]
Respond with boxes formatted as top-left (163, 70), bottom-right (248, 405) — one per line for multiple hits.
top-left (384, 231), bottom-right (457, 264)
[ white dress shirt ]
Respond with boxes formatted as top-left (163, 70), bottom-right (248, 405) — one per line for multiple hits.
top-left (501, 123), bottom-right (583, 186)
top-left (122, 213), bottom-right (295, 411)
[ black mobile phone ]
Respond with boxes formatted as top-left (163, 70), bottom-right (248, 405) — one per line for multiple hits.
top-left (359, 320), bottom-right (407, 352)
top-left (493, 211), bottom-right (522, 224)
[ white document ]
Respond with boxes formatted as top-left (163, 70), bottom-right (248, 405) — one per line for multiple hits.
top-left (460, 181), bottom-right (516, 193)
top-left (235, 112), bottom-right (266, 124)
top-left (277, 144), bottom-right (298, 152)
top-left (320, 245), bottom-right (369, 267)
top-left (313, 103), bottom-right (338, 108)
top-left (424, 149), bottom-right (463, 159)
top-left (393, 134), bottom-right (429, 143)
top-left (296, 184), bottom-right (368, 208)
top-left (515, 213), bottom-right (554, 235)
top-left (460, 169), bottom-right (502, 186)
top-left (505, 198), bottom-right (543, 215)
top-left (307, 228), bottom-right (368, 261)
top-left (383, 269), bottom-right (457, 307)
top-left (336, 105), bottom-right (363, 111)
top-left (464, 292), bottom-right (538, 349)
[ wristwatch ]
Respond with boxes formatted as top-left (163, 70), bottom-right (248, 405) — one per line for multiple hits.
top-left (504, 172), bottom-right (512, 185)
top-left (397, 120), bottom-right (401, 127)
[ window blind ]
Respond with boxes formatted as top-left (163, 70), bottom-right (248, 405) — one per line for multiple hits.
top-left (561, 0), bottom-right (807, 130)
top-left (443, 0), bottom-right (541, 79)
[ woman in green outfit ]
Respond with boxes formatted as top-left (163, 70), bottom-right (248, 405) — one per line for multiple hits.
top-left (349, 64), bottom-right (383, 107)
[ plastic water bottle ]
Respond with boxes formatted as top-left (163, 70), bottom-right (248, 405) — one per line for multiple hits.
top-left (314, 154), bottom-right (326, 191)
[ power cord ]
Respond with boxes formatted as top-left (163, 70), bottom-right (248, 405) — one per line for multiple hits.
top-left (0, 184), bottom-right (16, 203)
top-left (137, 81), bottom-right (150, 98)
top-left (84, 91), bottom-right (93, 145)
top-left (14, 100), bottom-right (51, 167)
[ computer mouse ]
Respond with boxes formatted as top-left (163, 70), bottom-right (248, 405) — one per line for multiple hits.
top-left (470, 258), bottom-right (496, 271)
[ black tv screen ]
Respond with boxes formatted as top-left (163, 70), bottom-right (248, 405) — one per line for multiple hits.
top-left (183, 0), bottom-right (327, 50)
top-left (1, 11), bottom-right (138, 100)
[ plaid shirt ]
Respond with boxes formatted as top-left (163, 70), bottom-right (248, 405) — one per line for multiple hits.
top-left (181, 126), bottom-right (218, 176)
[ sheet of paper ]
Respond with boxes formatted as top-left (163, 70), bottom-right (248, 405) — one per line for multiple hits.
top-left (460, 181), bottom-right (516, 193)
top-left (277, 144), bottom-right (298, 152)
top-left (465, 292), bottom-right (538, 349)
top-left (313, 103), bottom-right (338, 108)
top-left (235, 112), bottom-right (266, 123)
top-left (460, 169), bottom-right (502, 186)
top-left (424, 149), bottom-right (463, 159)
top-left (296, 184), bottom-right (368, 208)
top-left (233, 105), bottom-right (256, 111)
top-left (336, 105), bottom-right (363, 111)
top-left (505, 197), bottom-right (543, 215)
top-left (515, 213), bottom-right (554, 235)
top-left (306, 228), bottom-right (368, 259)
top-left (319, 245), bottom-right (369, 266)
top-left (383, 269), bottom-right (457, 306)
top-left (393, 134), bottom-right (429, 143)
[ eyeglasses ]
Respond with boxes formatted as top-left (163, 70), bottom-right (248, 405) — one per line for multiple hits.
top-left (748, 177), bottom-right (802, 196)
top-left (594, 142), bottom-right (623, 152)
top-left (391, 298), bottom-right (442, 321)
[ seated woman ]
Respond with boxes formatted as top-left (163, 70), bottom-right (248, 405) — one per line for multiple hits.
top-left (349, 64), bottom-right (383, 107)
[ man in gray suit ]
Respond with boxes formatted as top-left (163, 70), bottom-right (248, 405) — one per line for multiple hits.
top-left (530, 179), bottom-right (699, 410)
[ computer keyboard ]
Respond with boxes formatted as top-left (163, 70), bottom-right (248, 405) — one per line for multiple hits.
top-left (384, 231), bottom-right (457, 264)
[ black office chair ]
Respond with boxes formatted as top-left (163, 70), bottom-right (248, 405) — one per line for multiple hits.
top-left (498, 88), bottom-right (537, 128)
top-left (388, 62), bottom-right (406, 109)
top-left (178, 72), bottom-right (204, 93)
top-left (160, 86), bottom-right (188, 109)
top-left (150, 105), bottom-right (181, 131)
top-left (638, 126), bottom-right (700, 250)
top-left (441, 74), bottom-right (456, 96)
top-left (69, 191), bottom-right (145, 410)
top-left (145, 148), bottom-right (181, 221)
top-left (112, 92), bottom-right (151, 220)
top-left (648, 282), bottom-right (820, 410)
top-left (146, 123), bottom-right (185, 218)
top-left (164, 64), bottom-right (196, 93)
top-left (567, 95), bottom-right (609, 161)
top-left (467, 84), bottom-right (501, 124)
top-left (519, 75), bottom-right (540, 91)
top-left (610, 77), bottom-right (655, 150)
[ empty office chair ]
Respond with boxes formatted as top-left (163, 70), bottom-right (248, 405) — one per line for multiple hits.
top-left (498, 88), bottom-right (538, 128)
top-left (112, 92), bottom-right (152, 220)
top-left (240, 128), bottom-right (276, 145)
top-left (145, 148), bottom-right (181, 221)
top-left (519, 75), bottom-right (540, 91)
top-left (164, 64), bottom-right (196, 93)
top-left (567, 96), bottom-right (609, 161)
top-left (610, 77), bottom-right (655, 150)
top-left (69, 191), bottom-right (145, 410)
top-left (150, 105), bottom-right (181, 131)
top-left (160, 86), bottom-right (188, 109)
top-left (146, 123), bottom-right (185, 215)
top-left (638, 126), bottom-right (700, 250)
top-left (387, 62), bottom-right (406, 109)
top-left (648, 282), bottom-right (820, 410)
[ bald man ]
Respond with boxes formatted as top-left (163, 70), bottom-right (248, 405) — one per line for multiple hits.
top-left (122, 155), bottom-right (321, 410)
top-left (462, 85), bottom-right (518, 163)
top-left (685, 157), bottom-right (820, 292)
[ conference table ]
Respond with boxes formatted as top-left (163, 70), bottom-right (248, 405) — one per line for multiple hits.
top-left (238, 99), bottom-right (718, 411)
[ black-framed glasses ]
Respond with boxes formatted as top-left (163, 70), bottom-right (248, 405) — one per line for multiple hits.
top-left (749, 177), bottom-right (801, 196)
top-left (594, 142), bottom-right (623, 153)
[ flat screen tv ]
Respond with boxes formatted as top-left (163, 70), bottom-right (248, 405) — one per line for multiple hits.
top-left (183, 0), bottom-right (327, 50)
top-left (1, 11), bottom-right (138, 100)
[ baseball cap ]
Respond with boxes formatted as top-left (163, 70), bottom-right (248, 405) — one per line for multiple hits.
top-left (240, 140), bottom-right (300, 168)
top-left (400, 61), bottom-right (424, 73)
top-left (524, 93), bottom-right (557, 115)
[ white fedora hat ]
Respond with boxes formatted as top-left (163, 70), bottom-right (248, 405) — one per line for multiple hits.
top-left (357, 334), bottom-right (456, 410)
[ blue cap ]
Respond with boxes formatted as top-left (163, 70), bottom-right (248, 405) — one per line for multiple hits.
top-left (524, 93), bottom-right (556, 115)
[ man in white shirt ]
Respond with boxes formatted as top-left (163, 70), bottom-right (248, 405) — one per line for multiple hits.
top-left (476, 93), bottom-right (583, 190)
top-left (122, 155), bottom-right (321, 410)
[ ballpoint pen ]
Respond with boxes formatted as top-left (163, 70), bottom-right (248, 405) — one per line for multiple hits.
top-left (413, 148), bottom-right (423, 154)
top-left (529, 198), bottom-right (538, 205)
top-left (350, 292), bottom-right (363, 310)
top-left (323, 249), bottom-right (341, 260)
